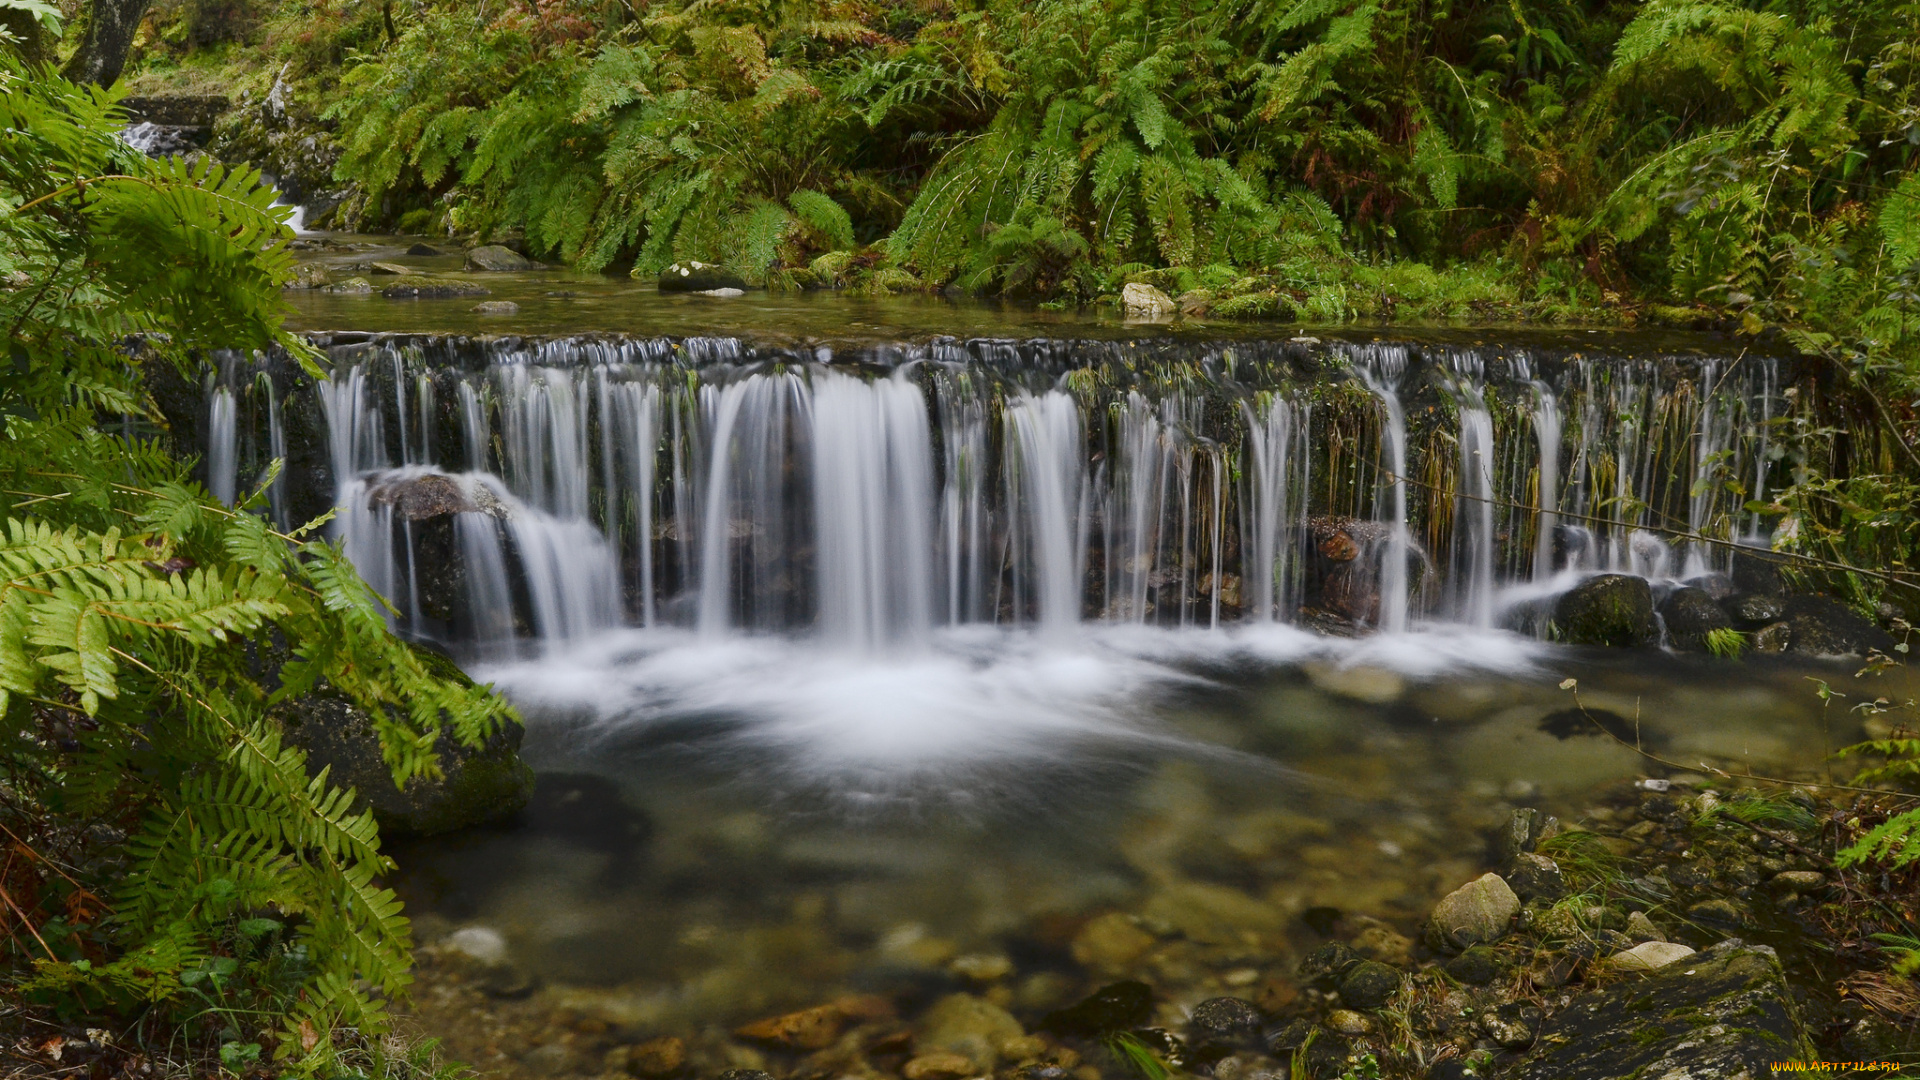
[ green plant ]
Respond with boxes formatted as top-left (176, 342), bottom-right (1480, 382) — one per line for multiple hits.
top-left (1105, 1032), bottom-right (1173, 1080)
top-left (1704, 626), bottom-right (1746, 658)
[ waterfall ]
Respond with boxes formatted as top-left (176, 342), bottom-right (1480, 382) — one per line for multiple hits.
top-left (1354, 346), bottom-right (1412, 633)
top-left (1443, 357), bottom-right (1497, 627)
top-left (207, 386), bottom-right (238, 505)
top-left (935, 373), bottom-right (990, 626)
top-left (1006, 390), bottom-right (1086, 637)
top-left (696, 374), bottom-right (809, 636)
top-left (610, 381), bottom-right (662, 626)
top-left (1529, 381), bottom-right (1561, 581)
top-left (263, 375), bottom-right (288, 528)
top-left (1243, 394), bottom-right (1305, 622)
top-left (1110, 393), bottom-right (1168, 624)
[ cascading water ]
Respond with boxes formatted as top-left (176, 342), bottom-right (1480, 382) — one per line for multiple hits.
top-left (199, 332), bottom-right (1799, 657)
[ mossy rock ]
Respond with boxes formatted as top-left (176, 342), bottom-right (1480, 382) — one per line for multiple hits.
top-left (276, 643), bottom-right (533, 837)
top-left (1553, 574), bottom-right (1657, 647)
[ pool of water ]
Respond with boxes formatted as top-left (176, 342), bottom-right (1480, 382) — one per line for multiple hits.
top-left (388, 624), bottom-right (1882, 1036)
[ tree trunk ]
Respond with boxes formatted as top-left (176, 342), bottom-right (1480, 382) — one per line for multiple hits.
top-left (60, 0), bottom-right (152, 87)
top-left (0, 8), bottom-right (52, 67)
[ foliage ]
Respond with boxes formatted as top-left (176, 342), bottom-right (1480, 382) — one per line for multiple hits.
top-left (0, 54), bottom-right (512, 1068)
top-left (1704, 626), bottom-right (1746, 658)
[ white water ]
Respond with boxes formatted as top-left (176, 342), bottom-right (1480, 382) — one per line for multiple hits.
top-left (1354, 346), bottom-right (1413, 633)
top-left (206, 386), bottom-right (238, 505)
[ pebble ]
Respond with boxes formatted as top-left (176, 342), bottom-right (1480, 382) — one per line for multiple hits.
top-left (1606, 940), bottom-right (1697, 972)
top-left (624, 1036), bottom-right (684, 1078)
top-left (1442, 945), bottom-right (1500, 986)
top-left (1428, 873), bottom-right (1521, 951)
top-left (1479, 1002), bottom-right (1543, 1048)
top-left (904, 1053), bottom-right (975, 1080)
top-left (1771, 870), bottom-right (1825, 892)
top-left (473, 300), bottom-right (520, 314)
top-left (1070, 913), bottom-right (1156, 972)
top-left (949, 953), bottom-right (1015, 981)
top-left (445, 925), bottom-right (509, 966)
top-left (1186, 996), bottom-right (1262, 1047)
top-left (1323, 1010), bottom-right (1372, 1036)
top-left (1626, 911), bottom-right (1664, 943)
top-left (1336, 960), bottom-right (1402, 1010)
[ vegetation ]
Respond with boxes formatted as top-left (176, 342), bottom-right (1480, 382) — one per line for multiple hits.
top-left (0, 45), bottom-right (512, 1073)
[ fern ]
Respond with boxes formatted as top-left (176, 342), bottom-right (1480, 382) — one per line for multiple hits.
top-left (1838, 809), bottom-right (1920, 871)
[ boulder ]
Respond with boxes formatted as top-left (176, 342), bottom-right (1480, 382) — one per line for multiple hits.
top-left (1515, 944), bottom-right (1814, 1080)
top-left (276, 644), bottom-right (533, 837)
top-left (1605, 941), bottom-right (1695, 972)
top-left (464, 245), bottom-right (537, 272)
top-left (1729, 591), bottom-right (1785, 627)
top-left (1784, 594), bottom-right (1895, 657)
top-left (1659, 586), bottom-right (1733, 651)
top-left (1427, 873), bottom-right (1520, 952)
top-left (1730, 547), bottom-right (1789, 597)
top-left (1504, 851), bottom-right (1568, 902)
top-left (406, 243), bottom-right (444, 257)
top-left (1553, 574), bottom-right (1657, 647)
top-left (473, 301), bottom-right (521, 315)
top-left (287, 263), bottom-right (331, 289)
top-left (1121, 282), bottom-right (1176, 319)
top-left (657, 261), bottom-right (747, 292)
top-left (369, 261), bottom-right (411, 275)
top-left (1753, 621), bottom-right (1791, 652)
top-left (383, 277), bottom-right (491, 299)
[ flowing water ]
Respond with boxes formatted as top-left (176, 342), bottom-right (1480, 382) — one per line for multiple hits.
top-left (191, 279), bottom-right (1894, 1058)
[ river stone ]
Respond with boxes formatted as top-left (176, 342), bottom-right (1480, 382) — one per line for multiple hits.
top-left (1186, 997), bottom-right (1263, 1049)
top-left (328, 276), bottom-right (373, 294)
top-left (1041, 981), bottom-right (1153, 1036)
top-left (1626, 911), bottom-right (1664, 942)
top-left (902, 1054), bottom-right (973, 1080)
top-left (288, 262), bottom-right (331, 289)
top-left (1784, 594), bottom-right (1895, 657)
top-left (625, 1036), bottom-right (685, 1078)
top-left (276, 644), bottom-right (533, 837)
top-left (406, 242), bottom-right (443, 256)
top-left (1336, 960), bottom-right (1401, 1010)
top-left (1070, 912), bottom-right (1155, 972)
top-left (736, 1003), bottom-right (847, 1050)
top-left (473, 300), bottom-right (520, 314)
top-left (1514, 946), bottom-right (1813, 1080)
top-left (914, 993), bottom-right (1025, 1068)
top-left (1730, 548), bottom-right (1789, 597)
top-left (1730, 591), bottom-right (1786, 626)
top-left (1553, 574), bottom-right (1657, 647)
top-left (1121, 282), bottom-right (1176, 318)
top-left (465, 244), bottom-right (536, 271)
top-left (1753, 621), bottom-right (1791, 652)
top-left (1658, 585), bottom-right (1733, 651)
top-left (1504, 851), bottom-right (1567, 902)
top-left (657, 260), bottom-right (747, 292)
top-left (1480, 1002), bottom-right (1543, 1049)
top-left (369, 261), bottom-right (411, 275)
top-left (1297, 942), bottom-right (1361, 987)
top-left (1606, 941), bottom-right (1695, 972)
top-left (384, 276), bottom-right (490, 299)
top-left (1323, 1010), bottom-right (1371, 1036)
top-left (1427, 873), bottom-right (1520, 952)
top-left (1771, 870), bottom-right (1825, 892)
top-left (1442, 945), bottom-right (1500, 985)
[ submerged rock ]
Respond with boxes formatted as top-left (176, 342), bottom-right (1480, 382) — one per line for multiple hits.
top-left (1041, 981), bottom-right (1153, 1036)
top-left (406, 242), bottom-right (444, 256)
top-left (384, 276), bottom-right (491, 299)
top-left (1659, 585), bottom-right (1733, 651)
top-left (473, 300), bottom-right (521, 314)
top-left (1427, 873), bottom-right (1520, 952)
top-left (1070, 912), bottom-right (1155, 972)
top-left (1553, 574), bottom-right (1657, 647)
top-left (914, 993), bottom-right (1025, 1068)
top-left (465, 245), bottom-right (537, 271)
top-left (1515, 945), bottom-right (1813, 1079)
top-left (657, 261), bottom-right (747, 292)
top-left (1185, 997), bottom-right (1263, 1050)
top-left (276, 645), bottom-right (533, 837)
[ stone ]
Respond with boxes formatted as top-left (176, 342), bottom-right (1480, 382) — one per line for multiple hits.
top-left (1070, 912), bottom-right (1155, 972)
top-left (383, 277), bottom-right (490, 299)
top-left (625, 1036), bottom-right (685, 1078)
top-left (1608, 941), bottom-right (1696, 972)
top-left (657, 261), bottom-right (747, 292)
top-left (327, 277), bottom-right (373, 294)
top-left (903, 1053), bottom-right (975, 1080)
top-left (445, 925), bottom-right (508, 965)
top-left (1480, 1002), bottom-right (1543, 1049)
top-left (465, 245), bottom-right (536, 271)
top-left (1498, 807), bottom-right (1555, 860)
top-left (1323, 1010), bottom-right (1371, 1037)
top-left (1730, 548), bottom-right (1789, 597)
top-left (1514, 946), bottom-right (1813, 1080)
top-left (949, 953), bottom-right (1014, 981)
top-left (1771, 870), bottom-right (1825, 892)
top-left (1427, 873), bottom-right (1520, 953)
top-left (1730, 592), bottom-right (1785, 627)
top-left (472, 300), bottom-right (520, 314)
top-left (1504, 852), bottom-right (1567, 902)
top-left (693, 287), bottom-right (746, 297)
top-left (1784, 595), bottom-right (1895, 657)
top-left (1185, 997), bottom-right (1263, 1049)
top-left (1041, 981), bottom-right (1153, 1036)
top-left (1141, 881), bottom-right (1283, 944)
top-left (1658, 586), bottom-right (1734, 651)
top-left (735, 1004), bottom-right (847, 1050)
top-left (1752, 621), bottom-right (1791, 652)
top-left (914, 993), bottom-right (1026, 1068)
top-left (275, 644), bottom-right (533, 836)
top-left (1687, 898), bottom-right (1750, 927)
top-left (1336, 960), bottom-right (1401, 1010)
top-left (1121, 282), bottom-right (1176, 318)
top-left (406, 243), bottom-right (443, 256)
top-left (369, 261), bottom-right (411, 275)
top-left (1553, 574), bottom-right (1657, 647)
top-left (1302, 662), bottom-right (1404, 704)
top-left (287, 263), bottom-right (331, 289)
top-left (1296, 942), bottom-right (1361, 987)
top-left (1348, 923), bottom-right (1413, 967)
top-left (1443, 946), bottom-right (1500, 986)
top-left (717, 1072), bottom-right (774, 1080)
top-left (1626, 911), bottom-right (1664, 942)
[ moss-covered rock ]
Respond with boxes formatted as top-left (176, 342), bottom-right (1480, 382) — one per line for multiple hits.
top-left (1659, 585), bottom-right (1733, 651)
top-left (1553, 574), bottom-right (1657, 647)
top-left (1515, 944), bottom-right (1813, 1080)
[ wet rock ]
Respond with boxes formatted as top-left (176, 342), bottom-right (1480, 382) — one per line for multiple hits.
top-left (275, 646), bottom-right (532, 836)
top-left (1304, 517), bottom-right (1400, 624)
top-left (1427, 873), bottom-right (1520, 953)
top-left (1771, 870), bottom-right (1825, 892)
top-left (288, 263), bottom-right (330, 289)
top-left (1480, 1002), bottom-right (1543, 1049)
top-left (465, 245), bottom-right (537, 271)
top-left (473, 300), bottom-right (520, 315)
top-left (737, 998), bottom-right (889, 1051)
top-left (1121, 282), bottom-right (1176, 319)
top-left (1297, 942), bottom-right (1361, 988)
top-left (1349, 922), bottom-right (1414, 967)
top-left (903, 1053), bottom-right (974, 1080)
top-left (1659, 586), bottom-right (1734, 651)
top-left (327, 277), bottom-right (373, 294)
top-left (1514, 946), bottom-right (1812, 1080)
top-left (1142, 881), bottom-right (1283, 944)
top-left (1041, 981), bottom-right (1153, 1036)
top-left (1730, 592), bottom-right (1786, 627)
top-left (1071, 912), bottom-right (1155, 972)
top-left (717, 1071), bottom-right (775, 1080)
top-left (1625, 911), bottom-right (1664, 942)
top-left (369, 261), bottom-right (412, 275)
top-left (625, 1036), bottom-right (685, 1077)
top-left (1336, 961), bottom-right (1401, 1010)
top-left (1605, 941), bottom-right (1695, 972)
top-left (658, 261), bottom-right (746, 292)
top-left (406, 243), bottom-right (444, 256)
top-left (1687, 898), bottom-right (1751, 927)
top-left (1784, 595), bottom-right (1895, 657)
top-left (1442, 946), bottom-right (1500, 986)
top-left (1753, 621), bottom-right (1791, 652)
top-left (949, 953), bottom-right (1014, 982)
top-left (1498, 807), bottom-right (1555, 860)
top-left (1303, 662), bottom-right (1403, 704)
top-left (914, 993), bottom-right (1025, 1068)
top-left (1323, 1010), bottom-right (1371, 1037)
top-left (1730, 547), bottom-right (1789, 597)
top-left (1553, 574), bottom-right (1657, 647)
top-left (1504, 852), bottom-right (1567, 902)
top-left (1186, 997), bottom-right (1263, 1050)
top-left (384, 277), bottom-right (491, 299)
